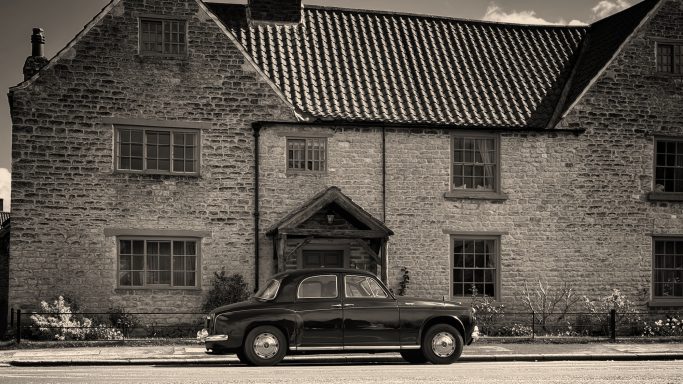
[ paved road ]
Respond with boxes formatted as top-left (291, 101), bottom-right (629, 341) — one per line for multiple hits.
top-left (0, 360), bottom-right (681, 383)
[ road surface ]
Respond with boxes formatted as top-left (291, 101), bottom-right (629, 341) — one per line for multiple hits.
top-left (0, 360), bottom-right (681, 383)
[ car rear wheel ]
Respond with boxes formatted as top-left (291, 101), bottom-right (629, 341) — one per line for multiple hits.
top-left (421, 324), bottom-right (463, 364)
top-left (400, 349), bottom-right (427, 364)
top-left (242, 326), bottom-right (287, 366)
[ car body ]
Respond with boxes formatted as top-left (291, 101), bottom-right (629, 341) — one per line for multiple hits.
top-left (199, 268), bottom-right (479, 366)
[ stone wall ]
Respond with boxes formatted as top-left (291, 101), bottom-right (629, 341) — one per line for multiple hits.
top-left (9, 0), bottom-right (295, 313)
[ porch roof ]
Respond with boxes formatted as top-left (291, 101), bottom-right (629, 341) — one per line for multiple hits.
top-left (265, 186), bottom-right (393, 238)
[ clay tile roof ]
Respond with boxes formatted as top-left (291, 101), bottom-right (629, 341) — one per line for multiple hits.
top-left (0, 212), bottom-right (9, 230)
top-left (206, 1), bottom-right (657, 129)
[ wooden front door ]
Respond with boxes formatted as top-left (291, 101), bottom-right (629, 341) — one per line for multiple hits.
top-left (302, 249), bottom-right (345, 269)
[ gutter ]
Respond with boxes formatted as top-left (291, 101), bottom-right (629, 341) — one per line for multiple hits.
top-left (252, 123), bottom-right (262, 292)
top-left (251, 120), bottom-right (585, 135)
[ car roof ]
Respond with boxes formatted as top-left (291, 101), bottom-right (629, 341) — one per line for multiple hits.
top-left (269, 268), bottom-right (377, 281)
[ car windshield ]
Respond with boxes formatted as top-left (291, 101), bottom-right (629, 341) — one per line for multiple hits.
top-left (254, 279), bottom-right (280, 301)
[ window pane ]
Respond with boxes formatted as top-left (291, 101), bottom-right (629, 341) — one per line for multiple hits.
top-left (453, 237), bottom-right (498, 297)
top-left (186, 256), bottom-right (196, 271)
top-left (119, 272), bottom-right (131, 286)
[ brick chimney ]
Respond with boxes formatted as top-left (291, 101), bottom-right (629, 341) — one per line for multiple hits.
top-left (248, 0), bottom-right (302, 24)
top-left (23, 28), bottom-right (49, 81)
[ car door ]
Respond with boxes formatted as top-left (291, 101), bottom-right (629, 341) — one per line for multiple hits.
top-left (292, 274), bottom-right (344, 349)
top-left (342, 274), bottom-right (400, 348)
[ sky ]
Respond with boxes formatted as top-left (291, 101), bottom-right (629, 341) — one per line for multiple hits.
top-left (0, 0), bottom-right (638, 211)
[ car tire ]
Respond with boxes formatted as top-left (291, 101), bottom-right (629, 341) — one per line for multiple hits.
top-left (242, 325), bottom-right (287, 366)
top-left (400, 349), bottom-right (427, 364)
top-left (421, 324), bottom-right (463, 364)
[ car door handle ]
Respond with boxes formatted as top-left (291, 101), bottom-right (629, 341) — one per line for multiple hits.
top-left (343, 304), bottom-right (354, 308)
top-left (331, 304), bottom-right (343, 308)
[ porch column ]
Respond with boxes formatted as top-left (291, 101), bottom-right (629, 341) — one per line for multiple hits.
top-left (277, 234), bottom-right (287, 272)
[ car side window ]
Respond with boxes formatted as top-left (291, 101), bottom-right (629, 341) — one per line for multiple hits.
top-left (297, 275), bottom-right (338, 299)
top-left (345, 275), bottom-right (388, 298)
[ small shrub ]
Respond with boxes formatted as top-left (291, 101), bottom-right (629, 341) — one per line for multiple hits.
top-left (202, 269), bottom-right (250, 312)
top-left (520, 280), bottom-right (581, 334)
top-left (107, 306), bottom-right (140, 336)
top-left (397, 267), bottom-right (410, 296)
top-left (583, 288), bottom-right (641, 334)
top-left (469, 285), bottom-right (505, 336)
top-left (29, 296), bottom-right (122, 341)
top-left (642, 315), bottom-right (683, 337)
top-left (497, 324), bottom-right (533, 337)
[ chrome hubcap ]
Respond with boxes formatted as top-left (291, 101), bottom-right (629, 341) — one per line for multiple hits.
top-left (431, 332), bottom-right (455, 358)
top-left (253, 332), bottom-right (279, 359)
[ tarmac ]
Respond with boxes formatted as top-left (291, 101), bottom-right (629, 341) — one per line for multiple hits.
top-left (1, 341), bottom-right (682, 366)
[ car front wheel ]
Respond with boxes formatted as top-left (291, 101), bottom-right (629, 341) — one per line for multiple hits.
top-left (421, 324), bottom-right (463, 364)
top-left (242, 325), bottom-right (287, 366)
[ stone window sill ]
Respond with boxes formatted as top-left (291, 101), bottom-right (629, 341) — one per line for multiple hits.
top-left (115, 287), bottom-right (202, 294)
top-left (444, 191), bottom-right (509, 201)
top-left (648, 299), bottom-right (683, 308)
top-left (648, 192), bottom-right (683, 202)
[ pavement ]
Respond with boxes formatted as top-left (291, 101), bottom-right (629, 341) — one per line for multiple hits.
top-left (0, 341), bottom-right (682, 366)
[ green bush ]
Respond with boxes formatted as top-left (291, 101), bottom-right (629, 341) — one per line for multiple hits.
top-left (202, 270), bottom-right (250, 312)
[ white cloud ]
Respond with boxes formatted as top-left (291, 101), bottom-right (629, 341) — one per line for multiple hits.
top-left (592, 0), bottom-right (632, 20)
top-left (483, 4), bottom-right (585, 26)
top-left (0, 168), bottom-right (10, 212)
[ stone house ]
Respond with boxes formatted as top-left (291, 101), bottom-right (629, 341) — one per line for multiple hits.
top-left (6, 0), bottom-right (683, 315)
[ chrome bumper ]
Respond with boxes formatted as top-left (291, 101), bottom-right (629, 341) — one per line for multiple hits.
top-left (197, 328), bottom-right (229, 343)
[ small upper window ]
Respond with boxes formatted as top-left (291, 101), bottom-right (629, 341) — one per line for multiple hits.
top-left (654, 138), bottom-right (683, 194)
top-left (140, 18), bottom-right (186, 56)
top-left (115, 126), bottom-right (199, 175)
top-left (287, 137), bottom-right (327, 173)
top-left (657, 43), bottom-right (682, 75)
top-left (452, 134), bottom-right (499, 192)
top-left (297, 275), bottom-right (338, 299)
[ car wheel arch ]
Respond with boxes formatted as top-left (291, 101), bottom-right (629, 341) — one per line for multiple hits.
top-left (419, 316), bottom-right (465, 344)
top-left (242, 321), bottom-right (294, 349)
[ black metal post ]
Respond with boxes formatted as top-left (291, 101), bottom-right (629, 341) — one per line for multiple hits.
top-left (16, 309), bottom-right (21, 344)
top-left (609, 309), bottom-right (616, 341)
top-left (531, 311), bottom-right (535, 340)
top-left (10, 307), bottom-right (13, 327)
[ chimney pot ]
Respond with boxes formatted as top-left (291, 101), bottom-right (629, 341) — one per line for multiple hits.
top-left (23, 27), bottom-right (49, 80)
top-left (31, 28), bottom-right (46, 57)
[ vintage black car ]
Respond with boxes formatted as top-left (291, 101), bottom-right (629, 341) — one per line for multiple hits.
top-left (199, 268), bottom-right (478, 366)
